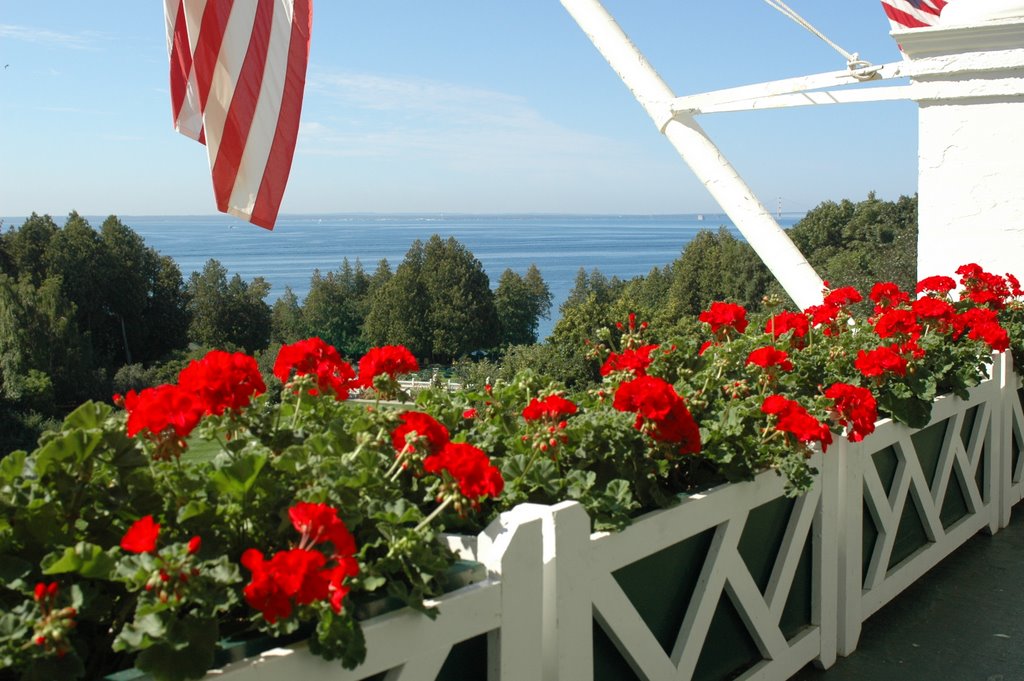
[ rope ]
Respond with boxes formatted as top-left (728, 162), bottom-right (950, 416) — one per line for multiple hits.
top-left (763, 0), bottom-right (880, 80)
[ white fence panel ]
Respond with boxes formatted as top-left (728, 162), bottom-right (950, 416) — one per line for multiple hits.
top-left (546, 453), bottom-right (838, 681)
top-left (837, 368), bottom-right (1001, 655)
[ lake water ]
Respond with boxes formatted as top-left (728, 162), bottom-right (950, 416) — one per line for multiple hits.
top-left (10, 213), bottom-right (803, 338)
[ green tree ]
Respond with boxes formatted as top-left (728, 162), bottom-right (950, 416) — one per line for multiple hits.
top-left (301, 258), bottom-right (372, 357)
top-left (186, 259), bottom-right (271, 352)
top-left (494, 264), bottom-right (552, 346)
top-left (422, 235), bottom-right (499, 362)
top-left (271, 287), bottom-right (304, 345)
top-left (364, 241), bottom-right (430, 358)
top-left (666, 227), bottom-right (774, 316)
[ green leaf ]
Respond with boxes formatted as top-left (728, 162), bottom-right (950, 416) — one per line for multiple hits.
top-left (62, 400), bottom-right (112, 430)
top-left (0, 450), bottom-right (26, 483)
top-left (176, 500), bottom-right (209, 523)
top-left (114, 612), bottom-right (168, 652)
top-left (210, 452), bottom-right (267, 498)
top-left (134, 617), bottom-right (218, 681)
top-left (0, 555), bottom-right (32, 590)
top-left (34, 429), bottom-right (102, 475)
top-left (41, 543), bottom-right (117, 579)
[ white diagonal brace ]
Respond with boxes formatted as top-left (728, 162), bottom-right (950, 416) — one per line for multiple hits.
top-left (559, 0), bottom-right (824, 310)
top-left (766, 487), bottom-right (818, 621)
top-left (591, 571), bottom-right (678, 681)
top-left (670, 518), bottom-right (741, 679)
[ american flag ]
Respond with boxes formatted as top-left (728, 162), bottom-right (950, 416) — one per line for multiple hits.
top-left (163, 0), bottom-right (313, 230)
top-left (881, 0), bottom-right (948, 30)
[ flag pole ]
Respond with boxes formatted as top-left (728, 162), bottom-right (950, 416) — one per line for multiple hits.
top-left (559, 0), bottom-right (825, 310)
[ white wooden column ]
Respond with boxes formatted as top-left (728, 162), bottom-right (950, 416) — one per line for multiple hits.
top-left (899, 4), bottom-right (1024, 281)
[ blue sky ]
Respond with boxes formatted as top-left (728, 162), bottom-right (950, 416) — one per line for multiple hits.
top-left (0, 2), bottom-right (917, 218)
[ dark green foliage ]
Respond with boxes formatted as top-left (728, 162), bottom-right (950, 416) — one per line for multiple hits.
top-left (364, 236), bottom-right (501, 363)
top-left (186, 260), bottom-right (271, 352)
top-left (270, 287), bottom-right (304, 345)
top-left (494, 264), bottom-right (553, 346)
top-left (665, 227), bottom-right (775, 317)
top-left (300, 258), bottom-right (372, 358)
top-left (782, 192), bottom-right (918, 313)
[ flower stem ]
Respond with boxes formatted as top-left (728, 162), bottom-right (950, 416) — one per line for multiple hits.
top-left (415, 496), bottom-right (454, 532)
top-left (290, 391), bottom-right (304, 430)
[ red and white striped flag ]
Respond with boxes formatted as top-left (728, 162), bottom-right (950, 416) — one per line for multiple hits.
top-left (881, 0), bottom-right (948, 30)
top-left (164, 0), bottom-right (313, 230)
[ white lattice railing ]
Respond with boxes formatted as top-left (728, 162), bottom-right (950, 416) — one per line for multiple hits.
top-left (176, 354), bottom-right (1024, 681)
top-left (837, 364), bottom-right (1002, 655)
top-left (543, 452), bottom-right (838, 681)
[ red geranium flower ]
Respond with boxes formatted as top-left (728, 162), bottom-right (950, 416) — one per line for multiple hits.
top-left (391, 411), bottom-right (450, 456)
top-left (824, 382), bottom-right (877, 442)
top-left (872, 308), bottom-right (921, 341)
top-left (699, 302), bottom-right (749, 335)
top-left (274, 338), bottom-right (356, 399)
top-left (178, 350), bottom-right (266, 416)
top-left (912, 296), bottom-right (955, 326)
top-left (123, 384), bottom-right (204, 440)
top-left (916, 275), bottom-right (956, 296)
top-left (951, 306), bottom-right (1009, 350)
top-left (121, 515), bottom-right (160, 554)
top-left (761, 395), bottom-right (832, 451)
top-left (358, 345), bottom-right (419, 388)
top-left (242, 502), bottom-right (360, 623)
top-left (612, 376), bottom-right (701, 454)
top-left (855, 345), bottom-right (908, 378)
top-left (957, 263), bottom-right (1010, 309)
top-left (823, 286), bottom-right (863, 307)
top-left (869, 282), bottom-right (910, 311)
top-left (745, 346), bottom-right (794, 372)
top-left (600, 344), bottom-right (658, 377)
top-left (765, 311), bottom-right (809, 341)
top-left (522, 394), bottom-right (579, 421)
top-left (424, 442), bottom-right (504, 501)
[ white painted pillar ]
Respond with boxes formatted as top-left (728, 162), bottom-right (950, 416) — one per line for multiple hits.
top-left (559, 0), bottom-right (825, 310)
top-left (897, 3), bottom-right (1024, 281)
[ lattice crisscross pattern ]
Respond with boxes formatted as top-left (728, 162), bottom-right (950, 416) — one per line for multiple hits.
top-left (551, 455), bottom-right (836, 681)
top-left (840, 375), bottom-right (999, 654)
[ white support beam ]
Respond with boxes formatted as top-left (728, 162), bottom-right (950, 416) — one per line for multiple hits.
top-left (559, 0), bottom-right (825, 310)
top-left (672, 47), bottom-right (1024, 114)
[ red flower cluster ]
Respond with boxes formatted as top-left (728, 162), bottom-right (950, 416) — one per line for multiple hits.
top-left (121, 515), bottom-right (161, 554)
top-left (522, 394), bottom-right (579, 422)
top-left (765, 311), bottom-right (809, 344)
top-left (869, 282), bottom-right (911, 312)
top-left (600, 344), bottom-right (658, 377)
top-left (824, 382), bottom-right (877, 442)
top-left (424, 442), bottom-right (504, 502)
top-left (699, 302), bottom-right (749, 336)
top-left (178, 350), bottom-right (266, 416)
top-left (957, 263), bottom-right (1012, 309)
top-left (391, 411), bottom-right (450, 456)
top-left (953, 307), bottom-right (1010, 352)
top-left (746, 346), bottom-right (794, 373)
top-left (123, 385), bottom-right (203, 441)
top-left (241, 502), bottom-right (359, 624)
top-left (872, 308), bottom-right (921, 342)
top-left (855, 345), bottom-right (909, 378)
top-left (916, 275), bottom-right (956, 296)
top-left (30, 581), bottom-right (76, 658)
top-left (122, 349), bottom-right (266, 452)
top-left (358, 345), bottom-right (419, 388)
top-left (274, 337), bottom-right (357, 399)
top-left (612, 376), bottom-right (701, 454)
top-left (761, 395), bottom-right (832, 451)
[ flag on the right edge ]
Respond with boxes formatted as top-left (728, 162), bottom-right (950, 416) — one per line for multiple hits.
top-left (881, 0), bottom-right (948, 29)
